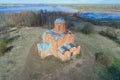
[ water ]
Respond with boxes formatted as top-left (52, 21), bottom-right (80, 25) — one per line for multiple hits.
top-left (78, 12), bottom-right (120, 21)
top-left (1, 5), bottom-right (120, 21)
top-left (0, 5), bottom-right (78, 13)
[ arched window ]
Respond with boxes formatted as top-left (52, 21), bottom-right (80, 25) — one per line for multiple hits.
top-left (58, 25), bottom-right (60, 32)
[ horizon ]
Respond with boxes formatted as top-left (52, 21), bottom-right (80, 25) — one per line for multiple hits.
top-left (0, 0), bottom-right (120, 4)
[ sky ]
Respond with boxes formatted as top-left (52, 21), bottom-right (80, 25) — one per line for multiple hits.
top-left (0, 0), bottom-right (120, 4)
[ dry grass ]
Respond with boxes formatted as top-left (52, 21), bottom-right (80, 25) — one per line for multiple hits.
top-left (64, 4), bottom-right (120, 12)
top-left (0, 27), bottom-right (120, 80)
top-left (0, 27), bottom-right (46, 80)
top-left (75, 32), bottom-right (120, 80)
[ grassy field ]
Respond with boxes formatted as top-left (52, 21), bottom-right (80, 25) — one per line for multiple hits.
top-left (0, 26), bottom-right (120, 80)
top-left (22, 28), bottom-right (119, 80)
top-left (64, 4), bottom-right (120, 12)
top-left (75, 32), bottom-right (120, 80)
top-left (0, 4), bottom-right (120, 79)
top-left (22, 27), bottom-right (120, 80)
top-left (0, 27), bottom-right (46, 80)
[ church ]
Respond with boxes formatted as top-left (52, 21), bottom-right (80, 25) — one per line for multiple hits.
top-left (37, 18), bottom-right (80, 61)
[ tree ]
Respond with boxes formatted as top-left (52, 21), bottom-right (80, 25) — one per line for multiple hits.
top-left (105, 27), bottom-right (117, 39)
top-left (110, 22), bottom-right (120, 29)
top-left (82, 22), bottom-right (95, 34)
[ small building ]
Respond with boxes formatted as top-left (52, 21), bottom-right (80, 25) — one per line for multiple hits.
top-left (37, 18), bottom-right (80, 61)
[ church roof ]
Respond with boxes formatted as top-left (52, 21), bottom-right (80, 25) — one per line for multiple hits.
top-left (38, 42), bottom-right (52, 52)
top-left (58, 43), bottom-right (77, 53)
top-left (42, 29), bottom-right (66, 40)
top-left (54, 18), bottom-right (65, 24)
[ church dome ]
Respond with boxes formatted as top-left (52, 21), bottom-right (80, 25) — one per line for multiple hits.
top-left (54, 18), bottom-right (65, 24)
top-left (54, 17), bottom-right (66, 33)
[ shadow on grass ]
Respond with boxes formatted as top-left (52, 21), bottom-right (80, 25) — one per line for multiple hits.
top-left (6, 46), bottom-right (14, 52)
top-left (94, 52), bottom-right (120, 80)
top-left (0, 46), bottom-right (14, 56)
top-left (44, 55), bottom-right (71, 64)
top-left (108, 66), bottom-right (120, 80)
top-left (6, 35), bottom-right (20, 43)
top-left (94, 52), bottom-right (104, 60)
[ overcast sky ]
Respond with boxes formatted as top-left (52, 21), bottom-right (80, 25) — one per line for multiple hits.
top-left (0, 0), bottom-right (120, 4)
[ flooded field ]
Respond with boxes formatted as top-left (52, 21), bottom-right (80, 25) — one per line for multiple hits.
top-left (0, 5), bottom-right (78, 13)
top-left (78, 12), bottom-right (120, 21)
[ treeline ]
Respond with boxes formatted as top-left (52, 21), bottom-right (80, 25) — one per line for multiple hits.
top-left (74, 4), bottom-right (120, 12)
top-left (0, 10), bottom-right (70, 55)
top-left (87, 20), bottom-right (120, 29)
top-left (100, 27), bottom-right (120, 44)
top-left (0, 10), bottom-right (69, 28)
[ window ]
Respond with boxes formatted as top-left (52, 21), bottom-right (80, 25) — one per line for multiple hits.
top-left (58, 25), bottom-right (60, 32)
top-left (71, 52), bottom-right (73, 56)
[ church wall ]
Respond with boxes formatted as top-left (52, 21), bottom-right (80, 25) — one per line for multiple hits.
top-left (54, 23), bottom-right (66, 33)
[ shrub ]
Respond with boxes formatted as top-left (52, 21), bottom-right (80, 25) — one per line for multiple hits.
top-left (110, 22), bottom-right (120, 29)
top-left (116, 31), bottom-right (120, 40)
top-left (0, 26), bottom-right (9, 54)
top-left (105, 27), bottom-right (117, 39)
top-left (0, 42), bottom-right (7, 53)
top-left (100, 27), bottom-right (120, 44)
top-left (108, 60), bottom-right (120, 80)
top-left (76, 50), bottom-right (82, 59)
top-left (72, 26), bottom-right (82, 32)
top-left (81, 22), bottom-right (95, 34)
top-left (67, 22), bottom-right (74, 29)
top-left (95, 52), bottom-right (113, 68)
